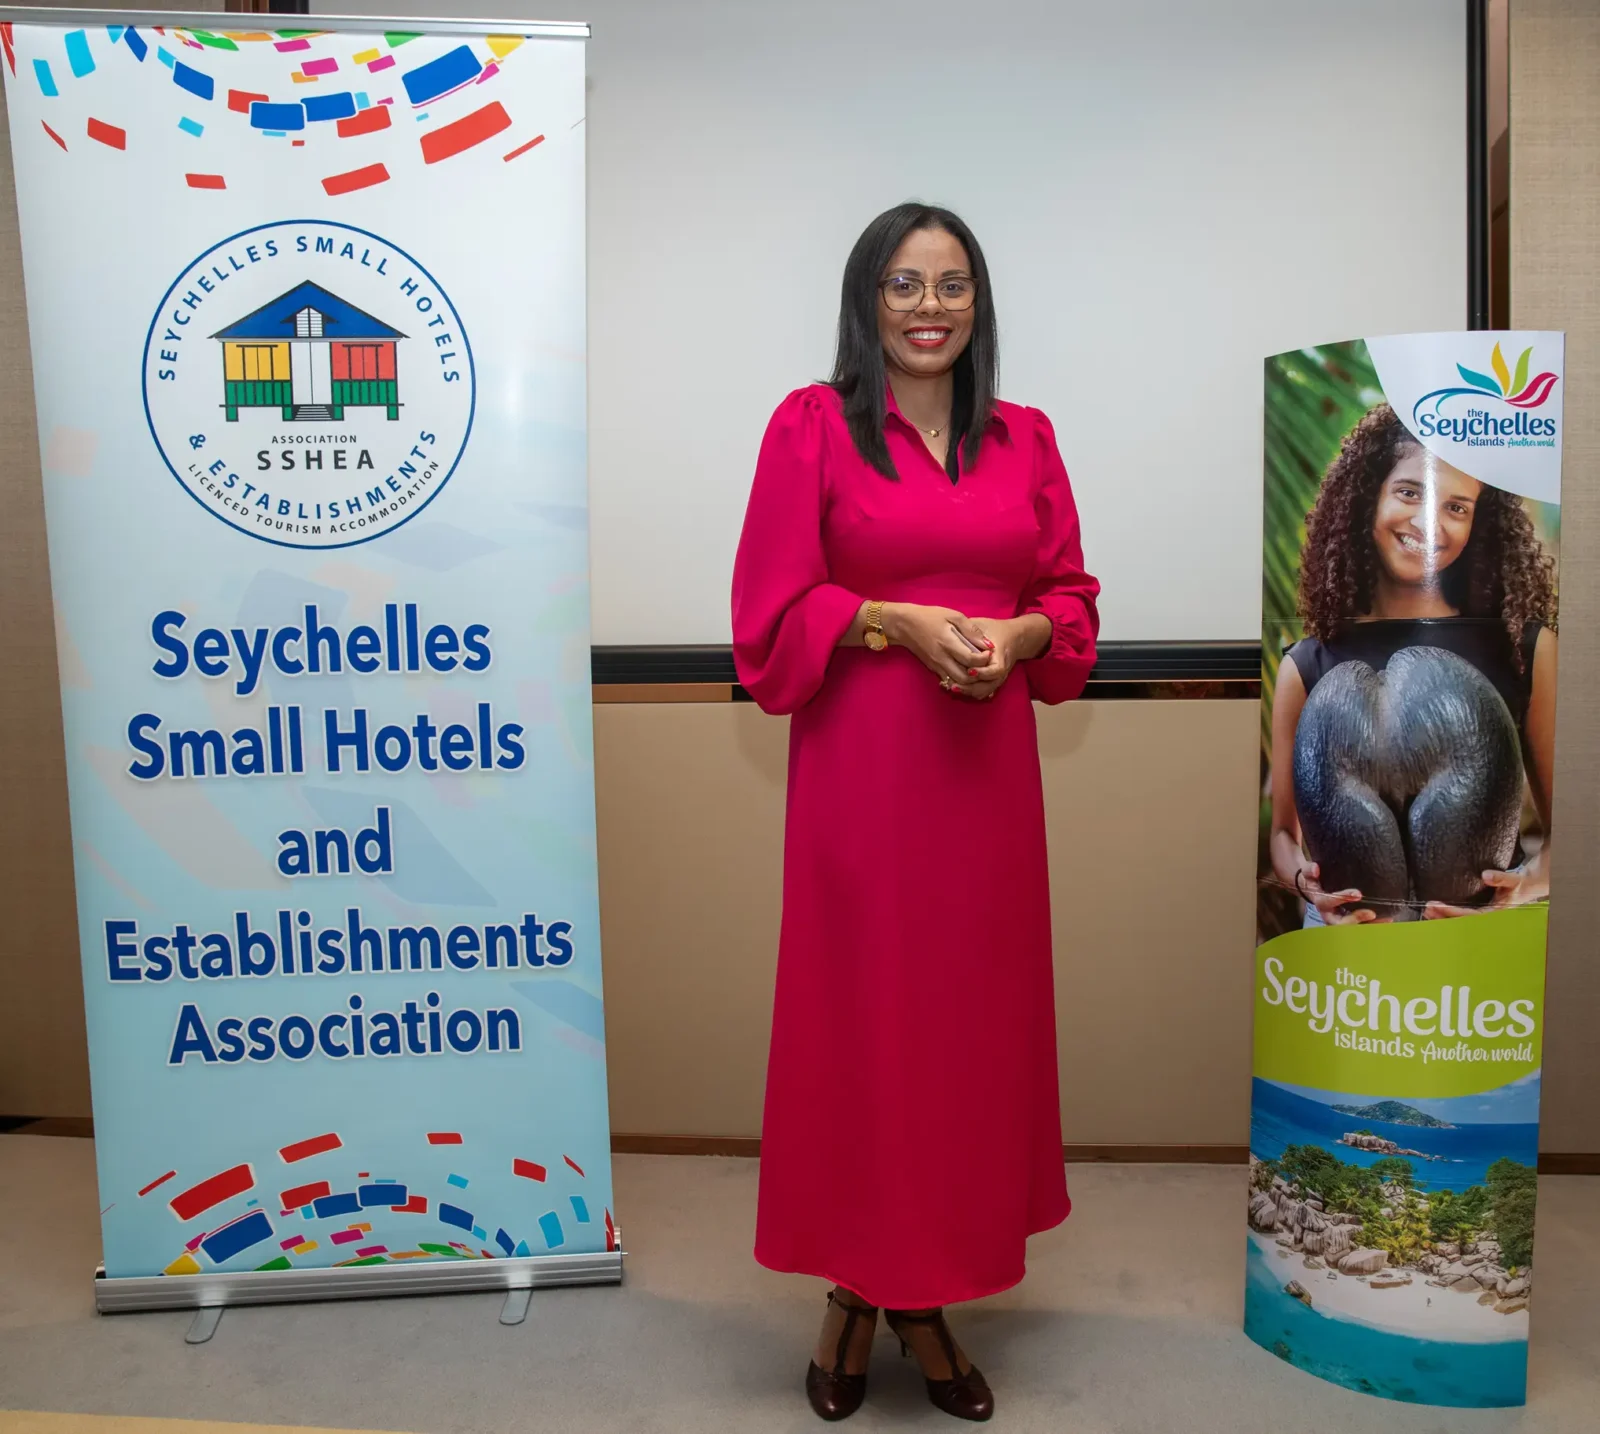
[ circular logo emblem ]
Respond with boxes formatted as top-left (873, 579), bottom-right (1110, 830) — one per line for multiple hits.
top-left (144, 220), bottom-right (474, 549)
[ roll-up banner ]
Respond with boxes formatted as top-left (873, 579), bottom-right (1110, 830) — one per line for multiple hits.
top-left (1249, 333), bottom-right (1564, 1407)
top-left (1, 13), bottom-right (616, 1308)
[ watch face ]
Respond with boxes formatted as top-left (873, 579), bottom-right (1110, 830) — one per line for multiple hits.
top-left (865, 630), bottom-right (888, 651)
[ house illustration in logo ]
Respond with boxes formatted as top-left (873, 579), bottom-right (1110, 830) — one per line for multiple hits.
top-left (213, 281), bottom-right (404, 422)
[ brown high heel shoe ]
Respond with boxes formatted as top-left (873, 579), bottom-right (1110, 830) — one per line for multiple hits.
top-left (805, 1289), bottom-right (879, 1421)
top-left (884, 1307), bottom-right (994, 1422)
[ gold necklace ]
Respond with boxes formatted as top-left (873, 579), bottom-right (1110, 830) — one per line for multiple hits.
top-left (914, 420), bottom-right (949, 438)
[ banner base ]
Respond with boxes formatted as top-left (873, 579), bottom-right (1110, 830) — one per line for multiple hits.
top-left (94, 1249), bottom-right (624, 1314)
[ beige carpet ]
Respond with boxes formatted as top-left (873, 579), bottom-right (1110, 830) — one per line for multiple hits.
top-left (2, 1134), bottom-right (1597, 1432)
top-left (0, 1418), bottom-right (390, 1434)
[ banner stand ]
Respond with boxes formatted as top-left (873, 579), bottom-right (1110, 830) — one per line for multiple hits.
top-left (3, 13), bottom-right (618, 1321)
top-left (95, 1245), bottom-right (624, 1333)
top-left (1248, 332), bottom-right (1563, 1409)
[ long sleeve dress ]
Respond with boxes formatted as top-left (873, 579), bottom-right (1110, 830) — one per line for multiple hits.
top-left (731, 383), bottom-right (1100, 1309)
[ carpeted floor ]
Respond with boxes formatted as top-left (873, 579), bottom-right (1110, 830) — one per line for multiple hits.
top-left (2, 1134), bottom-right (1597, 1433)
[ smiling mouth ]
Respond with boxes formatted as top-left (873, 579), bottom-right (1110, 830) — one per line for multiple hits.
top-left (1395, 532), bottom-right (1445, 556)
top-left (904, 327), bottom-right (951, 349)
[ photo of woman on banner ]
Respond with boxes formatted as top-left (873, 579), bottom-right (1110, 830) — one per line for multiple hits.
top-left (1266, 404), bottom-right (1558, 927)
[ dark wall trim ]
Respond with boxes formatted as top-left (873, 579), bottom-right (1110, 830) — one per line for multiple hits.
top-left (593, 641), bottom-right (1262, 689)
top-left (618, 1136), bottom-right (1600, 1171)
top-left (593, 646), bottom-right (739, 685)
top-left (1466, 0), bottom-right (1490, 329)
top-left (11, 1121), bottom-right (1599, 1173)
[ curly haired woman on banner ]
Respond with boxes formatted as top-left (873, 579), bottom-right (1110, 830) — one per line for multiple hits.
top-left (730, 203), bottom-right (1099, 1422)
top-left (1269, 403), bottom-right (1557, 924)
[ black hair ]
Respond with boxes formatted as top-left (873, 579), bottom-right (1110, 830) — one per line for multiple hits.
top-left (828, 202), bottom-right (999, 482)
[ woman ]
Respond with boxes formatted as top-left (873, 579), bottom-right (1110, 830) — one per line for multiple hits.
top-left (1269, 404), bottom-right (1557, 924)
top-left (730, 203), bottom-right (1099, 1422)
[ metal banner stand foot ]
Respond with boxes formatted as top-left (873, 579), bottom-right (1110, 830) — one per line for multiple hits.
top-left (499, 1288), bottom-right (533, 1325)
top-left (185, 1307), bottom-right (223, 1344)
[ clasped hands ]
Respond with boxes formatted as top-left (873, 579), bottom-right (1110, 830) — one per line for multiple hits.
top-left (873, 602), bottom-right (1049, 700)
top-left (1293, 852), bottom-right (1550, 924)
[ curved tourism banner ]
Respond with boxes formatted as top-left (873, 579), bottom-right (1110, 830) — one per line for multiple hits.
top-left (1, 18), bottom-right (614, 1289)
top-left (1250, 332), bottom-right (1563, 1407)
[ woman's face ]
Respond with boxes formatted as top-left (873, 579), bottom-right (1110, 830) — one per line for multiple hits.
top-left (1371, 446), bottom-right (1482, 587)
top-left (875, 227), bottom-right (976, 380)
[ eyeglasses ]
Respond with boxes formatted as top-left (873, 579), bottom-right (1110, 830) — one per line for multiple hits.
top-left (879, 275), bottom-right (977, 312)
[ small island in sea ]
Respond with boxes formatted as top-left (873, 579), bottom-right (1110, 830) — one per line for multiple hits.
top-left (1330, 1100), bottom-right (1455, 1129)
top-left (1340, 1130), bottom-right (1446, 1161)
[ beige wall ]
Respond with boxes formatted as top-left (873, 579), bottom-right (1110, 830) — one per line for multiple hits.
top-left (0, 73), bottom-right (88, 1119)
top-left (1, 3), bottom-right (1597, 1154)
top-left (1511, 0), bottom-right (1600, 1155)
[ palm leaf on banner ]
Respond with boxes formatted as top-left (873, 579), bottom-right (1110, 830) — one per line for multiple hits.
top-left (1260, 343), bottom-right (1383, 761)
top-left (1258, 344), bottom-right (1383, 935)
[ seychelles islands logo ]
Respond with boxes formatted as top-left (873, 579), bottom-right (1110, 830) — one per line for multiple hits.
top-left (144, 220), bottom-right (474, 548)
top-left (1412, 341), bottom-right (1559, 450)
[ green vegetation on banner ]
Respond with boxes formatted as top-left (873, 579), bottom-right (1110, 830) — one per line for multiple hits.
top-left (1251, 1146), bottom-right (1538, 1270)
top-left (1260, 342), bottom-right (1383, 756)
top-left (1254, 906), bottom-right (1546, 1097)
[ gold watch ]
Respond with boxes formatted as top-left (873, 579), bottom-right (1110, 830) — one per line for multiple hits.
top-left (863, 600), bottom-right (888, 652)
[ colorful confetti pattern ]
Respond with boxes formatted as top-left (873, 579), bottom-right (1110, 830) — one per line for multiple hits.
top-left (145, 1129), bottom-right (615, 1276)
top-left (0, 23), bottom-right (553, 195)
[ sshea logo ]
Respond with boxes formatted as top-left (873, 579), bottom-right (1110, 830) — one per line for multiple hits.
top-left (144, 220), bottom-right (475, 549)
top-left (1411, 341), bottom-right (1558, 450)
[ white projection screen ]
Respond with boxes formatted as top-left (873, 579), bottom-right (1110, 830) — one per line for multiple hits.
top-left (331, 0), bottom-right (1468, 644)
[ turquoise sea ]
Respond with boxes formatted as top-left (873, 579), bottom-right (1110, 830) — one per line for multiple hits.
top-left (1250, 1078), bottom-right (1539, 1192)
top-left (1244, 1238), bottom-right (1526, 1407)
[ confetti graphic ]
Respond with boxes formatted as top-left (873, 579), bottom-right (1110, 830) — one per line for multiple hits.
top-left (169, 1163), bottom-right (254, 1221)
top-left (420, 102), bottom-right (510, 165)
top-left (322, 162), bottom-right (388, 196)
top-left (200, 1209), bottom-right (273, 1263)
top-left (172, 60), bottom-right (212, 101)
top-left (64, 30), bottom-right (93, 78)
top-left (85, 116), bottom-right (124, 149)
top-left (137, 1170), bottom-right (177, 1198)
top-left (280, 1132), bottom-right (342, 1163)
top-left (337, 105), bottom-right (390, 138)
top-left (280, 1179), bottom-right (331, 1208)
top-left (402, 45), bottom-right (480, 106)
top-left (504, 134), bottom-right (545, 162)
top-left (136, 1127), bottom-right (609, 1278)
top-left (304, 92), bottom-right (356, 122)
top-left (3, 23), bottom-right (561, 200)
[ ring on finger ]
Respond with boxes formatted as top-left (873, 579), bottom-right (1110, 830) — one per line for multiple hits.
top-left (939, 676), bottom-right (954, 691)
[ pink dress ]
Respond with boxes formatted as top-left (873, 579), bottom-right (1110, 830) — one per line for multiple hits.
top-left (731, 384), bottom-right (1100, 1308)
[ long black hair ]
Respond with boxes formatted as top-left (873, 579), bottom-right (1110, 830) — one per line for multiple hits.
top-left (828, 203), bottom-right (999, 482)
